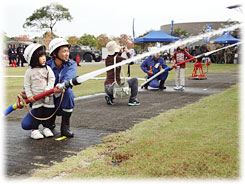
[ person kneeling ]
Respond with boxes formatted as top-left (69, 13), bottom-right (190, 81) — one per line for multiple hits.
top-left (104, 41), bottom-right (140, 106)
top-left (140, 47), bottom-right (169, 90)
top-left (23, 43), bottom-right (55, 139)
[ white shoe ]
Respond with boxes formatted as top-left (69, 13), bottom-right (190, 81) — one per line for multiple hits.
top-left (173, 86), bottom-right (179, 90)
top-left (179, 85), bottom-right (184, 91)
top-left (42, 127), bottom-right (54, 137)
top-left (31, 130), bottom-right (44, 139)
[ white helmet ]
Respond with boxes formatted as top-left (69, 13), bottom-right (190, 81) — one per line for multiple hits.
top-left (149, 47), bottom-right (160, 56)
top-left (49, 38), bottom-right (70, 56)
top-left (24, 43), bottom-right (43, 64)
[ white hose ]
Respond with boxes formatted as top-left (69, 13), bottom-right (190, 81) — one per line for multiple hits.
top-left (75, 23), bottom-right (242, 84)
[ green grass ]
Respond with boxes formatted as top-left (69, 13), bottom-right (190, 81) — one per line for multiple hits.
top-left (4, 63), bottom-right (239, 107)
top-left (4, 62), bottom-right (239, 179)
top-left (32, 84), bottom-right (240, 179)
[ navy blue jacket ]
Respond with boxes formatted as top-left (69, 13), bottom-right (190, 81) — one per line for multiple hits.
top-left (46, 59), bottom-right (77, 86)
top-left (141, 56), bottom-right (168, 76)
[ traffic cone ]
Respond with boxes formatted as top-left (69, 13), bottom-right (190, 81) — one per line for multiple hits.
top-left (76, 54), bottom-right (80, 66)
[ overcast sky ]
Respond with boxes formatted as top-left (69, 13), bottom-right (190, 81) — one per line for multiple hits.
top-left (1, 0), bottom-right (244, 39)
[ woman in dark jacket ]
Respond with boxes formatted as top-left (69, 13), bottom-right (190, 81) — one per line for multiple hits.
top-left (104, 41), bottom-right (140, 106)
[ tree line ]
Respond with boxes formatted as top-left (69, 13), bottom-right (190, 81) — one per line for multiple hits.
top-left (4, 2), bottom-right (188, 51)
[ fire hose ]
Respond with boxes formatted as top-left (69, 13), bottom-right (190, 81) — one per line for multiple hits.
top-left (3, 42), bottom-right (241, 116)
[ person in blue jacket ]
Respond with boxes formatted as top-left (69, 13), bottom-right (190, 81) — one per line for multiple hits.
top-left (21, 38), bottom-right (77, 138)
top-left (140, 47), bottom-right (169, 89)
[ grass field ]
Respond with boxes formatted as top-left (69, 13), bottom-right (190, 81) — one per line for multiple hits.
top-left (3, 63), bottom-right (239, 107)
top-left (32, 84), bottom-right (240, 179)
top-left (4, 62), bottom-right (240, 179)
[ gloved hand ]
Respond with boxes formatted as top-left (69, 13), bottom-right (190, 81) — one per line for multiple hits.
top-left (28, 96), bottom-right (35, 103)
top-left (147, 70), bottom-right (153, 75)
top-left (19, 90), bottom-right (27, 99)
top-left (172, 64), bottom-right (177, 69)
top-left (147, 66), bottom-right (153, 75)
top-left (54, 83), bottom-right (62, 98)
top-left (44, 86), bottom-right (52, 103)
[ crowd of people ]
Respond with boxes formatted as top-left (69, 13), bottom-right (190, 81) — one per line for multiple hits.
top-left (7, 43), bottom-right (27, 67)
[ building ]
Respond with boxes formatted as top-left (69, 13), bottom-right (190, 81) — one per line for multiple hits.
top-left (160, 21), bottom-right (236, 36)
top-left (160, 21), bottom-right (241, 64)
top-left (161, 21), bottom-right (239, 50)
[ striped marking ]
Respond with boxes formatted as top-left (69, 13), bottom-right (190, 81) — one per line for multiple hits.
top-left (55, 136), bottom-right (67, 141)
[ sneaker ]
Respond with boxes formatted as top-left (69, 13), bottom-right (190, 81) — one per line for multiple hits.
top-left (179, 85), bottom-right (184, 91)
top-left (105, 95), bottom-right (114, 105)
top-left (173, 86), bottom-right (179, 90)
top-left (31, 130), bottom-right (44, 139)
top-left (42, 127), bottom-right (54, 137)
top-left (128, 99), bottom-right (140, 106)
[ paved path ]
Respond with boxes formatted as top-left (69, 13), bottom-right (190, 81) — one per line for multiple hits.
top-left (4, 71), bottom-right (239, 178)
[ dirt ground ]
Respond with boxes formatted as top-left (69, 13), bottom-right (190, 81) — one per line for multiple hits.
top-left (4, 71), bottom-right (239, 178)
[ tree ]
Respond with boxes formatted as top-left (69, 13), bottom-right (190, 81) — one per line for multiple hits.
top-left (78, 34), bottom-right (98, 48)
top-left (97, 34), bottom-right (110, 50)
top-left (42, 32), bottom-right (54, 48)
top-left (23, 3), bottom-right (73, 38)
top-left (67, 36), bottom-right (79, 45)
top-left (173, 27), bottom-right (189, 38)
top-left (117, 34), bottom-right (134, 49)
top-left (137, 30), bottom-right (153, 38)
top-left (3, 32), bottom-right (13, 42)
top-left (14, 35), bottom-right (32, 42)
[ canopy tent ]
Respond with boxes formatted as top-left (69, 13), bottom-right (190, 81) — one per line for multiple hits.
top-left (134, 30), bottom-right (180, 43)
top-left (209, 32), bottom-right (240, 64)
top-left (209, 32), bottom-right (240, 44)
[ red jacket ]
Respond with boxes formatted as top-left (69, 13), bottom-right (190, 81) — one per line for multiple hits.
top-left (173, 50), bottom-right (193, 68)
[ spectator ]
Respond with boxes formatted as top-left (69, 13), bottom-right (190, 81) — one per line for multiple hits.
top-left (17, 43), bottom-right (25, 67)
top-left (11, 45), bottom-right (17, 67)
top-left (7, 44), bottom-right (12, 66)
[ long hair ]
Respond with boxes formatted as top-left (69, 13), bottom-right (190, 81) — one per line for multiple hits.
top-left (30, 46), bottom-right (46, 68)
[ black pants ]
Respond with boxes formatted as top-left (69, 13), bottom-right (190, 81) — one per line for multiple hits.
top-left (104, 78), bottom-right (138, 102)
top-left (17, 55), bottom-right (25, 67)
top-left (31, 107), bottom-right (54, 130)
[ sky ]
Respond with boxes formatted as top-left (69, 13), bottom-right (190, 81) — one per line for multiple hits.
top-left (1, 0), bottom-right (244, 39)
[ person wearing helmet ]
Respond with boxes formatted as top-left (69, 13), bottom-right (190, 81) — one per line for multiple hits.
top-left (23, 43), bottom-right (56, 139)
top-left (45, 37), bottom-right (77, 138)
top-left (172, 45), bottom-right (194, 91)
top-left (20, 38), bottom-right (77, 138)
top-left (140, 47), bottom-right (169, 90)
